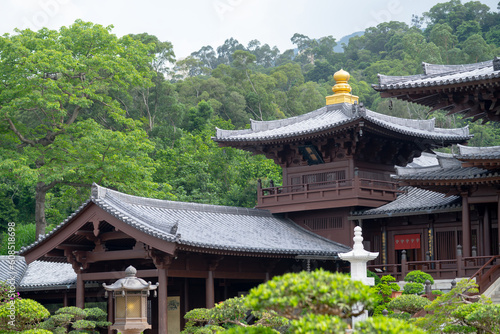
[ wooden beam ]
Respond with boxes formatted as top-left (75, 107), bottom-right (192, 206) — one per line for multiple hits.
top-left (99, 230), bottom-right (131, 241)
top-left (78, 248), bottom-right (149, 264)
top-left (81, 269), bottom-right (158, 281)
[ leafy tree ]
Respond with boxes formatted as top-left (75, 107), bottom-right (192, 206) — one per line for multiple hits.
top-left (0, 20), bottom-right (167, 236)
top-left (451, 303), bottom-right (500, 333)
top-left (414, 279), bottom-right (492, 333)
top-left (246, 269), bottom-right (376, 319)
top-left (462, 33), bottom-right (492, 62)
top-left (185, 100), bottom-right (214, 133)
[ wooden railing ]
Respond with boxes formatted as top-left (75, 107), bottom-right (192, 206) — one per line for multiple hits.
top-left (368, 255), bottom-right (500, 292)
top-left (257, 176), bottom-right (400, 209)
top-left (468, 255), bottom-right (500, 293)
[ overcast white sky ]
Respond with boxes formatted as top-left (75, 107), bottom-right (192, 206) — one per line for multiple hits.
top-left (1, 0), bottom-right (499, 59)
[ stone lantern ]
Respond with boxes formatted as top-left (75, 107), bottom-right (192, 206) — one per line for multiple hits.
top-left (103, 266), bottom-right (159, 334)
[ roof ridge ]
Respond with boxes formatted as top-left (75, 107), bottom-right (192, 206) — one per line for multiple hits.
top-left (92, 184), bottom-right (272, 217)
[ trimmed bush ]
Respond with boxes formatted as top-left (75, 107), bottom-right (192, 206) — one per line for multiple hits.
top-left (355, 316), bottom-right (426, 333)
top-left (402, 282), bottom-right (424, 295)
top-left (388, 294), bottom-right (431, 314)
top-left (0, 298), bottom-right (50, 331)
top-left (404, 270), bottom-right (434, 284)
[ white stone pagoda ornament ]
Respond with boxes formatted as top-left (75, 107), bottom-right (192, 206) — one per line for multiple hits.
top-left (339, 226), bottom-right (379, 285)
top-left (339, 226), bottom-right (379, 330)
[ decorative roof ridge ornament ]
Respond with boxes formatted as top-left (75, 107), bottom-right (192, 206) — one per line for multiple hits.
top-left (351, 101), bottom-right (366, 118)
top-left (493, 57), bottom-right (500, 71)
top-left (326, 69), bottom-right (359, 105)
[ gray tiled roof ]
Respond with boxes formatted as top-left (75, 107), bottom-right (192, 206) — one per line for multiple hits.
top-left (19, 260), bottom-right (76, 290)
top-left (394, 150), bottom-right (499, 181)
top-left (21, 184), bottom-right (350, 257)
top-left (214, 103), bottom-right (470, 143)
top-left (0, 256), bottom-right (27, 285)
top-left (394, 165), bottom-right (496, 181)
top-left (352, 186), bottom-right (461, 217)
top-left (376, 59), bottom-right (499, 90)
top-left (456, 144), bottom-right (500, 160)
top-left (0, 256), bottom-right (77, 290)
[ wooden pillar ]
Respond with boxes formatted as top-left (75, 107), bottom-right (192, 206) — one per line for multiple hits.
top-left (206, 270), bottom-right (215, 309)
top-left (462, 194), bottom-right (471, 257)
top-left (483, 206), bottom-right (491, 256)
top-left (183, 278), bottom-right (190, 315)
top-left (457, 245), bottom-right (464, 277)
top-left (76, 272), bottom-right (84, 309)
top-left (107, 293), bottom-right (114, 334)
top-left (158, 267), bottom-right (168, 334)
top-left (498, 196), bottom-right (500, 255)
top-left (63, 292), bottom-right (68, 307)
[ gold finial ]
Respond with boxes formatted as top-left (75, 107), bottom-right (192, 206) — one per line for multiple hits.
top-left (326, 69), bottom-right (359, 105)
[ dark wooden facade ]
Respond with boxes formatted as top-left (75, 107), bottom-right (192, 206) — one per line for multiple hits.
top-left (19, 186), bottom-right (347, 333)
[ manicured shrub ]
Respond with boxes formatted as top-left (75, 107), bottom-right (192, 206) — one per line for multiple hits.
top-left (288, 313), bottom-right (348, 333)
top-left (388, 294), bottom-right (431, 314)
top-left (0, 298), bottom-right (50, 331)
top-left (355, 316), bottom-right (426, 333)
top-left (404, 270), bottom-right (434, 284)
top-left (402, 282), bottom-right (424, 295)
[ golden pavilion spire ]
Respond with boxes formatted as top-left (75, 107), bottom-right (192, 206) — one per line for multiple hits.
top-left (325, 69), bottom-right (359, 105)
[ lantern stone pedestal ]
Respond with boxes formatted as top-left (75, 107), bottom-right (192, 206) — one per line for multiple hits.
top-left (103, 266), bottom-right (158, 334)
top-left (339, 226), bottom-right (379, 329)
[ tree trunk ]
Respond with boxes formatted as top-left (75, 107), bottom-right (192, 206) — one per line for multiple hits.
top-left (35, 182), bottom-right (48, 237)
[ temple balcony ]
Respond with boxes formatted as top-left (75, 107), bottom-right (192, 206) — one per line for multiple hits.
top-left (256, 175), bottom-right (400, 213)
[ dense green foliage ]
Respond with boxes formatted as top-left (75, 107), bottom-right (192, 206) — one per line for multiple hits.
top-left (414, 279), bottom-right (497, 333)
top-left (370, 275), bottom-right (400, 316)
top-left (183, 270), bottom-right (427, 333)
top-left (0, 298), bottom-right (50, 331)
top-left (388, 294), bottom-right (431, 315)
top-left (1, 1), bottom-right (500, 251)
top-left (246, 269), bottom-right (376, 319)
top-left (39, 306), bottom-right (110, 333)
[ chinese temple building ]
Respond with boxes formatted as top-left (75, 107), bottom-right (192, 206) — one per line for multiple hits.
top-left (8, 60), bottom-right (500, 334)
top-left (214, 69), bottom-right (470, 248)
top-left (374, 58), bottom-right (500, 122)
top-left (15, 183), bottom-right (348, 333)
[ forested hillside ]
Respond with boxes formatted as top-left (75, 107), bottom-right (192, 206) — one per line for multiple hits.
top-left (1, 0), bottom-right (499, 251)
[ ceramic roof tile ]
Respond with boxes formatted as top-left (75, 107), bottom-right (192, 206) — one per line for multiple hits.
top-left (21, 184), bottom-right (350, 257)
top-left (19, 261), bottom-right (76, 289)
top-left (376, 59), bottom-right (499, 90)
top-left (0, 257), bottom-right (77, 290)
top-left (456, 144), bottom-right (500, 159)
top-left (94, 185), bottom-right (350, 255)
top-left (214, 103), bottom-right (470, 143)
top-left (0, 256), bottom-right (28, 286)
top-left (394, 165), bottom-right (495, 181)
top-left (352, 186), bottom-right (461, 217)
